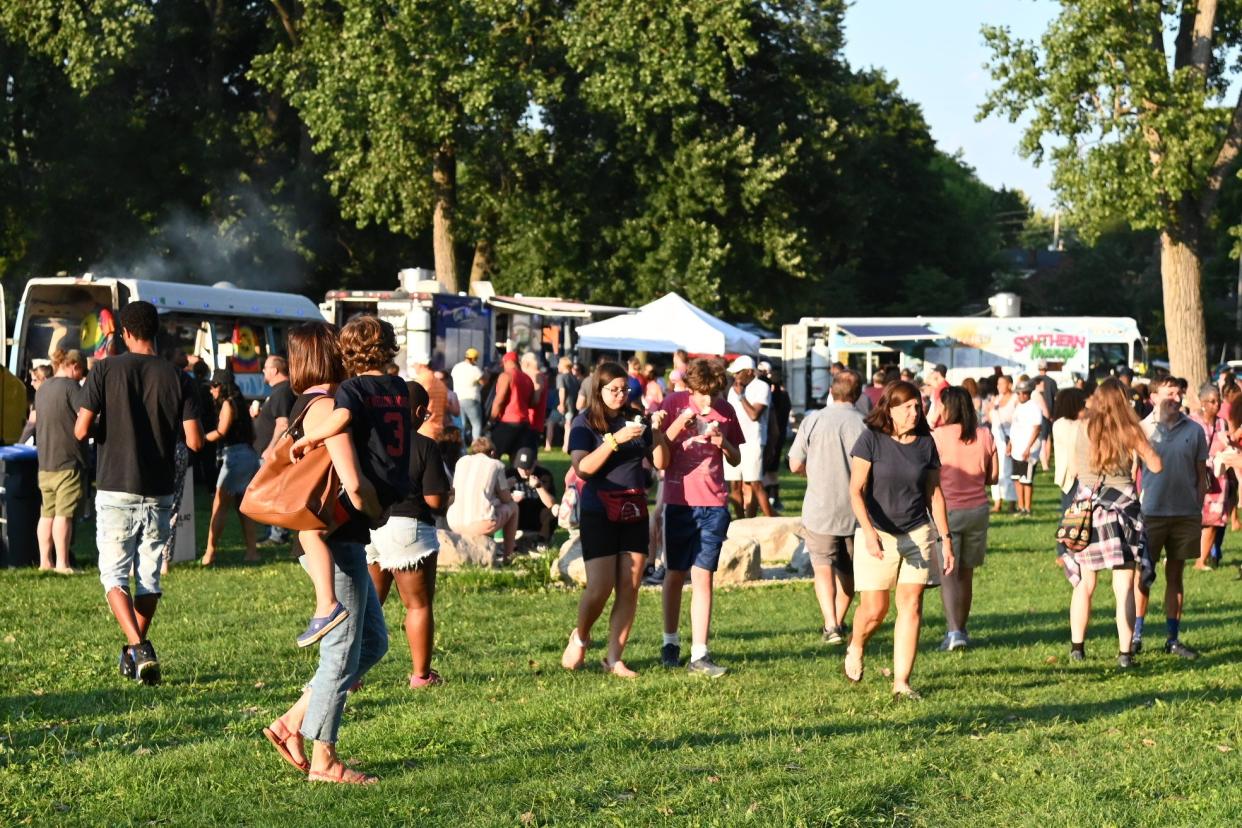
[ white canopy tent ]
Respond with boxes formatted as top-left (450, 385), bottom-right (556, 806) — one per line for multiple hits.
top-left (574, 293), bottom-right (761, 356)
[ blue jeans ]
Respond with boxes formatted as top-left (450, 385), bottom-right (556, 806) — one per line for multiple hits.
top-left (96, 490), bottom-right (174, 597)
top-left (300, 540), bottom-right (388, 745)
top-left (460, 398), bottom-right (484, 443)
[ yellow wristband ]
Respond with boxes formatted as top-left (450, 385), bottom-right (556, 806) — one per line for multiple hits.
top-left (603, 433), bottom-right (619, 452)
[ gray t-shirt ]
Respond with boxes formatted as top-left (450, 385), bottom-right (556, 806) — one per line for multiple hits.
top-left (790, 403), bottom-right (866, 536)
top-left (34, 377), bottom-right (85, 472)
top-left (1140, 413), bottom-right (1208, 517)
top-left (850, 429), bottom-right (941, 535)
top-left (556, 372), bottom-right (581, 416)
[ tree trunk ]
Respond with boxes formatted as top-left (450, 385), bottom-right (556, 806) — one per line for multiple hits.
top-left (432, 142), bottom-right (458, 293)
top-left (468, 239), bottom-right (494, 290)
top-left (1158, 229), bottom-right (1209, 391)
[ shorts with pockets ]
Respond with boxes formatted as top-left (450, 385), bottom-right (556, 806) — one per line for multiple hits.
top-left (96, 490), bottom-right (174, 597)
top-left (947, 504), bottom-right (990, 569)
top-left (852, 522), bottom-right (940, 591)
top-left (365, 516), bottom-right (439, 570)
top-left (579, 510), bottom-right (649, 560)
top-left (1143, 515), bottom-right (1200, 562)
top-left (38, 468), bottom-right (83, 518)
top-left (723, 441), bottom-right (764, 483)
top-left (664, 504), bottom-right (730, 572)
top-left (1010, 459), bottom-right (1034, 484)
top-left (803, 528), bottom-right (854, 571)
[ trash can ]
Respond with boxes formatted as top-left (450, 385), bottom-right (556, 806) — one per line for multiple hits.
top-left (0, 445), bottom-right (41, 568)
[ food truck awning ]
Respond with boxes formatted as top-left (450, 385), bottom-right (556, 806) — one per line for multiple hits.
top-left (838, 323), bottom-right (942, 343)
top-left (486, 296), bottom-right (631, 319)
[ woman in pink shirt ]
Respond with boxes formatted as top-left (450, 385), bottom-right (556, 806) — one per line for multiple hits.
top-left (931, 386), bottom-right (998, 651)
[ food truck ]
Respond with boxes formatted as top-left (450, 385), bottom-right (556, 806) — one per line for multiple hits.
top-left (9, 274), bottom-right (322, 400)
top-left (781, 314), bottom-right (1146, 412)
top-left (321, 268), bottom-right (493, 373)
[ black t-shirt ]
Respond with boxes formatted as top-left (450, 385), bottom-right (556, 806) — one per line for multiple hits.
top-left (567, 412), bottom-right (652, 513)
top-left (850, 428), bottom-right (940, 534)
top-left (388, 433), bottom-right (452, 524)
top-left (34, 377), bottom-right (85, 472)
top-left (81, 353), bottom-right (198, 496)
top-left (335, 374), bottom-right (412, 507)
top-left (506, 464), bottom-right (556, 528)
top-left (291, 389), bottom-right (370, 543)
top-left (253, 380), bottom-right (295, 452)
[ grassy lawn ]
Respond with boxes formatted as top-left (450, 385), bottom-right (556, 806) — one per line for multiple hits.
top-left (3, 455), bottom-right (1242, 826)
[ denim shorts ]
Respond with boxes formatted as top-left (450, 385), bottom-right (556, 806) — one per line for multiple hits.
top-left (217, 443), bottom-right (260, 496)
top-left (96, 490), bottom-right (173, 597)
top-left (365, 516), bottom-right (439, 571)
top-left (664, 504), bottom-right (730, 572)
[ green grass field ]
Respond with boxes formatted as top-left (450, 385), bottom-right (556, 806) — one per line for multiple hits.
top-left (3, 455), bottom-right (1242, 826)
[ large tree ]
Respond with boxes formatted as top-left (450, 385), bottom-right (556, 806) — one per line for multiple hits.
top-left (981, 1), bottom-right (1242, 389)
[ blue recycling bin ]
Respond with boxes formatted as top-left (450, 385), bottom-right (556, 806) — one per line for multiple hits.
top-left (0, 444), bottom-right (40, 568)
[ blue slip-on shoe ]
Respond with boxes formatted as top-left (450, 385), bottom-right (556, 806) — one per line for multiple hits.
top-left (297, 603), bottom-right (350, 648)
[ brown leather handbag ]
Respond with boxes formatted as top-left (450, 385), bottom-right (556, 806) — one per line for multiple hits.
top-left (240, 394), bottom-right (342, 531)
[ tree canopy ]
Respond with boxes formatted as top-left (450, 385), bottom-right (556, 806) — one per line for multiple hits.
top-left (1, 1), bottom-right (1057, 332)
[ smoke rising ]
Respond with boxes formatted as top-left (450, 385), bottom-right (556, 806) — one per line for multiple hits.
top-left (88, 186), bottom-right (312, 294)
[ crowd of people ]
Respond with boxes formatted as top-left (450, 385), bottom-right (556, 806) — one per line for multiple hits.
top-left (13, 301), bottom-right (1242, 781)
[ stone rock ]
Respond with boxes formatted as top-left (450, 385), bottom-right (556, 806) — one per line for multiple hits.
top-left (436, 530), bottom-right (498, 569)
top-left (787, 540), bottom-right (813, 577)
top-left (551, 534), bottom-right (587, 587)
top-left (716, 537), bottom-right (762, 585)
top-left (726, 516), bottom-right (804, 564)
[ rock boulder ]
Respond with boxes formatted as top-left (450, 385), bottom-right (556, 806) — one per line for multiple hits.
top-left (436, 530), bottom-right (499, 569)
top-left (726, 516), bottom-right (804, 565)
top-left (551, 534), bottom-right (587, 587)
top-left (716, 537), bottom-right (762, 585)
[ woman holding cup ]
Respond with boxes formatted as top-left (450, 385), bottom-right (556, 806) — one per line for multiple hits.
top-left (562, 362), bottom-right (670, 677)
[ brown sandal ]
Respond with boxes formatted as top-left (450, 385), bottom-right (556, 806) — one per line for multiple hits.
top-left (263, 720), bottom-right (309, 773)
top-left (308, 763), bottom-right (378, 785)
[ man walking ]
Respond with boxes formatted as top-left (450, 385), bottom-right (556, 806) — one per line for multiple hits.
top-left (789, 369), bottom-right (865, 644)
top-left (1036, 360), bottom-right (1058, 472)
top-left (1134, 376), bottom-right (1207, 659)
top-left (254, 355), bottom-right (295, 546)
top-left (489, 351), bottom-right (533, 464)
top-left (75, 301), bottom-right (203, 684)
top-left (35, 349), bottom-right (87, 572)
top-left (724, 355), bottom-right (773, 518)
top-left (451, 347), bottom-right (485, 442)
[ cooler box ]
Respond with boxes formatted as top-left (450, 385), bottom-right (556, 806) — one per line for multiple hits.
top-left (0, 445), bottom-right (41, 568)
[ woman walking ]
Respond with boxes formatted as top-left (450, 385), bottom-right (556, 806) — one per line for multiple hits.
top-left (201, 369), bottom-right (260, 565)
top-left (1060, 378), bottom-right (1161, 669)
top-left (367, 381), bottom-right (452, 687)
top-left (263, 317), bottom-right (406, 784)
top-left (1192, 383), bottom-right (1235, 569)
top-left (562, 362), bottom-right (669, 677)
top-left (846, 381), bottom-right (954, 699)
top-left (986, 375), bottom-right (1018, 513)
top-left (931, 386), bottom-right (997, 651)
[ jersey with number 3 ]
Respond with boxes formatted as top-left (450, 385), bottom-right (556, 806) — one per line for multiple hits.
top-left (335, 374), bottom-right (412, 507)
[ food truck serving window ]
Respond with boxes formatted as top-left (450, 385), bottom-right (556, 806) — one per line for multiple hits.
top-left (215, 319), bottom-right (271, 398)
top-left (19, 283), bottom-right (117, 370)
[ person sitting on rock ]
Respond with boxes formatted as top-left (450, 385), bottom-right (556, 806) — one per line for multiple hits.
top-left (446, 436), bottom-right (518, 564)
top-left (506, 446), bottom-right (557, 550)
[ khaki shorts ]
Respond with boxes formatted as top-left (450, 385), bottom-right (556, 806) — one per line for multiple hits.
top-left (948, 504), bottom-right (990, 569)
top-left (1144, 515), bottom-right (1200, 562)
top-left (39, 469), bottom-right (84, 518)
top-left (803, 528), bottom-right (853, 572)
top-left (852, 522), bottom-right (941, 591)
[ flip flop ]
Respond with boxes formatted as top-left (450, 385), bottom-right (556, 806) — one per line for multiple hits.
top-left (263, 720), bottom-right (309, 773)
top-left (308, 764), bottom-right (378, 785)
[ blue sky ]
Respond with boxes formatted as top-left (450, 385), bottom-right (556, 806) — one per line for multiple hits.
top-left (844, 0), bottom-right (1059, 210)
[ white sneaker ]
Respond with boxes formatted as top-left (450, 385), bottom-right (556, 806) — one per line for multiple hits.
top-left (939, 631), bottom-right (968, 651)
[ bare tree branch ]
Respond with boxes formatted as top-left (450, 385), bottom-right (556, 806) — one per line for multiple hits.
top-left (270, 0), bottom-right (300, 48)
top-left (1190, 0), bottom-right (1218, 74)
top-left (1199, 85), bottom-right (1242, 221)
top-left (1173, 0), bottom-right (1196, 68)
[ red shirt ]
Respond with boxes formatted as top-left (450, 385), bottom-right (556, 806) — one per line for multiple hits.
top-left (659, 391), bottom-right (745, 507)
top-left (500, 368), bottom-right (533, 424)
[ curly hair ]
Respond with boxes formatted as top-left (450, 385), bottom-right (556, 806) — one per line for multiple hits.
top-left (684, 357), bottom-right (728, 397)
top-left (339, 316), bottom-right (398, 376)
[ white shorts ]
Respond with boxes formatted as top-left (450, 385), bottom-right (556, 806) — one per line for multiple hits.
top-left (365, 516), bottom-right (439, 571)
top-left (724, 441), bottom-right (764, 483)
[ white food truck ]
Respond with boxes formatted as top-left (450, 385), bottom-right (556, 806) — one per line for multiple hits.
top-left (9, 274), bottom-right (323, 400)
top-left (320, 268), bottom-right (492, 374)
top-left (782, 314), bottom-right (1147, 412)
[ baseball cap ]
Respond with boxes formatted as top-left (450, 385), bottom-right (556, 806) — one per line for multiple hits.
top-left (1037, 359), bottom-right (1049, 370)
top-left (514, 446), bottom-right (536, 470)
top-left (1018, 380), bottom-right (1035, 394)
top-left (465, 347), bottom-right (479, 359)
top-left (756, 360), bottom-right (773, 374)
top-left (502, 351), bottom-right (519, 364)
top-left (728, 355), bottom-right (756, 373)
